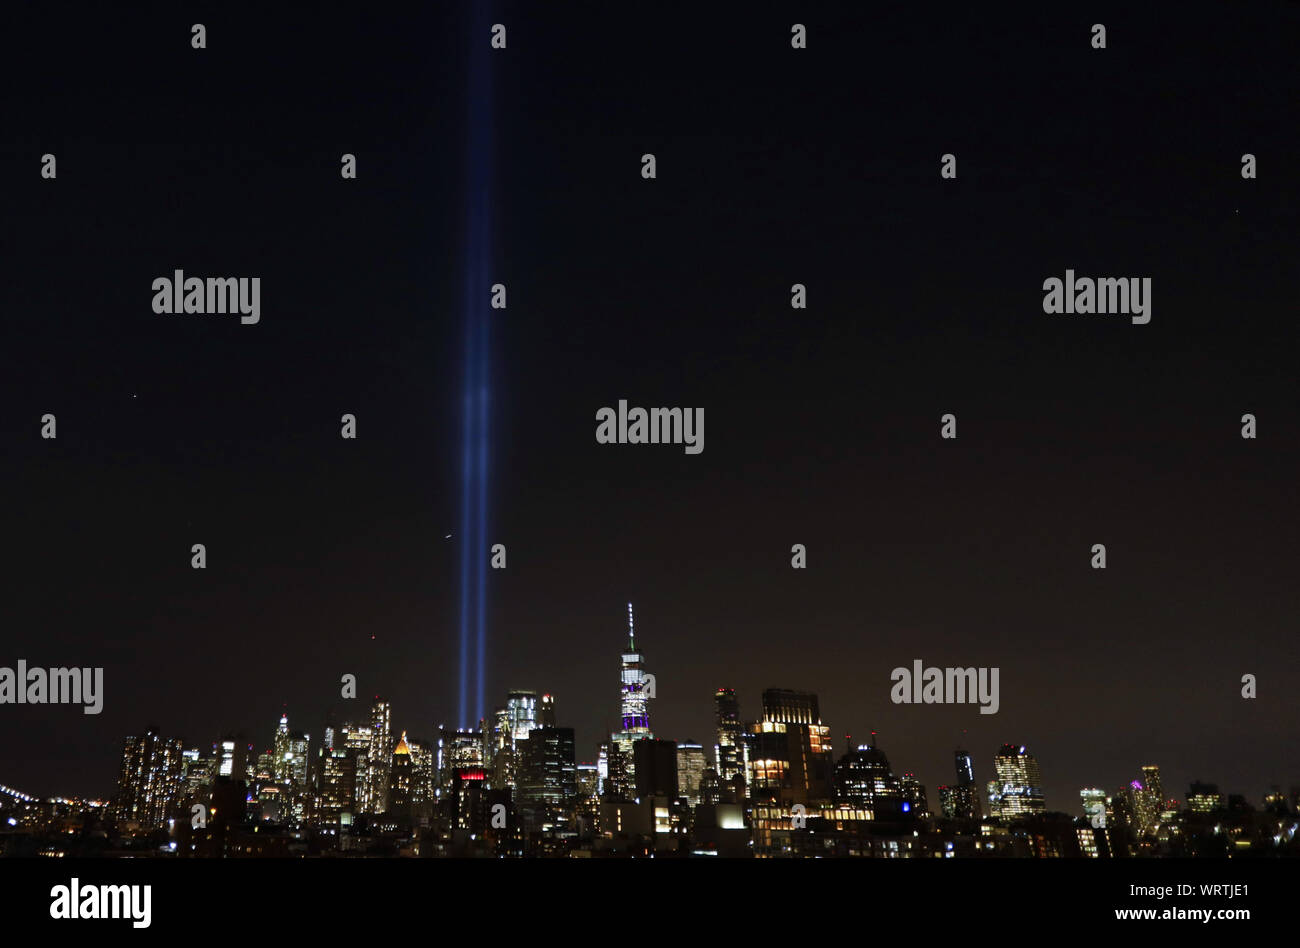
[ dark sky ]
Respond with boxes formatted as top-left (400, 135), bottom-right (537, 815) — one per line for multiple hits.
top-left (2, 2), bottom-right (1297, 814)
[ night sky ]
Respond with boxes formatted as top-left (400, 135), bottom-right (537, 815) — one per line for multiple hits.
top-left (2, 2), bottom-right (1297, 814)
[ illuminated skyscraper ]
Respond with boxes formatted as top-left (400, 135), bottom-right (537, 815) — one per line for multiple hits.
top-left (340, 722), bottom-right (372, 811)
top-left (286, 731), bottom-right (309, 787)
top-left (1080, 787), bottom-right (1109, 826)
top-left (955, 747), bottom-right (975, 785)
top-left (1130, 765), bottom-right (1165, 836)
top-left (517, 726), bottom-right (577, 835)
top-left (273, 713), bottom-right (291, 781)
top-left (676, 741), bottom-right (708, 805)
top-left (438, 725), bottom-right (485, 795)
top-left (1141, 765), bottom-right (1164, 803)
top-left (483, 706), bottom-right (511, 785)
top-left (181, 748), bottom-right (214, 797)
top-left (576, 763), bottom-right (599, 800)
top-left (217, 733), bottom-right (251, 781)
top-left (992, 743), bottom-right (1046, 819)
top-left (713, 687), bottom-right (744, 781)
top-left (949, 746), bottom-right (980, 819)
top-left (611, 603), bottom-right (653, 786)
top-left (506, 690), bottom-right (539, 746)
top-left (900, 773), bottom-right (929, 818)
top-left (367, 699), bottom-right (393, 814)
top-left (986, 780), bottom-right (1003, 821)
top-left (387, 731), bottom-right (414, 818)
top-left (747, 690), bottom-right (834, 806)
top-left (319, 747), bottom-right (357, 825)
top-left (115, 728), bottom-right (185, 831)
top-left (833, 739), bottom-right (905, 817)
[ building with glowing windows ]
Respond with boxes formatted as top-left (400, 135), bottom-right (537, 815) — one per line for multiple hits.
top-left (676, 741), bottom-right (708, 805)
top-left (1129, 764), bottom-right (1165, 837)
top-left (340, 722), bottom-right (373, 812)
top-left (1080, 787), bottom-right (1108, 824)
top-left (713, 687), bottom-right (744, 781)
top-left (181, 748), bottom-right (214, 797)
top-left (115, 728), bottom-right (185, 831)
top-left (1187, 781), bottom-right (1224, 813)
top-left (992, 743), bottom-right (1046, 820)
top-left (437, 725), bottom-right (485, 804)
top-left (385, 731), bottom-right (414, 821)
top-left (273, 713), bottom-right (291, 781)
top-left (319, 746), bottom-right (357, 826)
top-left (506, 690), bottom-right (539, 745)
top-left (747, 689), bottom-right (833, 806)
top-left (900, 773), bottom-right (928, 818)
top-left (366, 700), bottom-right (393, 814)
top-left (517, 725), bottom-right (577, 836)
top-left (286, 731), bottom-right (309, 788)
top-left (610, 604), bottom-right (653, 792)
top-left (832, 740), bottom-right (904, 817)
top-left (539, 693), bottom-right (557, 727)
top-left (938, 746), bottom-right (981, 820)
top-left (217, 734), bottom-right (251, 781)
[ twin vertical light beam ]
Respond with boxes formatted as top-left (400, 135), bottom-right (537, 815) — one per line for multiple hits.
top-left (458, 3), bottom-right (495, 729)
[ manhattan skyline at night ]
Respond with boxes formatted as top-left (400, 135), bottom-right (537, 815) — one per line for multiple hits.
top-left (3, 1), bottom-right (1297, 859)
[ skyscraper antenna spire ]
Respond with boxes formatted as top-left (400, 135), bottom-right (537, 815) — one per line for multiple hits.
top-left (627, 602), bottom-right (635, 649)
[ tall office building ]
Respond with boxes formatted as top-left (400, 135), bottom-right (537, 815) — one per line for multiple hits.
top-left (1080, 787), bottom-right (1109, 826)
top-left (506, 690), bottom-right (539, 746)
top-left (517, 726), bottom-right (577, 834)
top-left (676, 741), bottom-right (708, 805)
top-left (319, 747), bottom-right (357, 825)
top-left (576, 763), bottom-right (599, 800)
top-left (938, 785), bottom-right (959, 819)
top-left (217, 734), bottom-right (251, 781)
top-left (340, 722), bottom-right (373, 812)
top-left (115, 728), bottom-right (185, 831)
top-left (833, 739), bottom-right (905, 817)
top-left (437, 726), bottom-right (485, 791)
top-left (611, 604), bottom-right (653, 787)
top-left (405, 736), bottom-right (436, 821)
top-left (955, 747), bottom-right (975, 785)
top-left (949, 746), bottom-right (980, 819)
top-left (387, 732), bottom-right (414, 818)
top-left (986, 779), bottom-right (1003, 821)
top-left (900, 773), bottom-right (929, 818)
top-left (366, 699), bottom-right (393, 814)
top-left (181, 748), bottom-right (215, 797)
top-left (539, 693), bottom-right (557, 728)
top-left (714, 687), bottom-right (744, 781)
top-left (286, 730), bottom-right (309, 787)
top-left (747, 689), bottom-right (834, 806)
top-left (273, 713), bottom-right (291, 781)
top-left (484, 706), bottom-right (512, 786)
top-left (596, 743), bottom-right (610, 797)
top-left (992, 744), bottom-right (1046, 819)
top-left (1130, 765), bottom-right (1165, 836)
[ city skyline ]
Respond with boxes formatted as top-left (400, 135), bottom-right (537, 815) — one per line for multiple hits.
top-left (2, 603), bottom-right (1291, 827)
top-left (4, 1), bottom-right (1297, 865)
